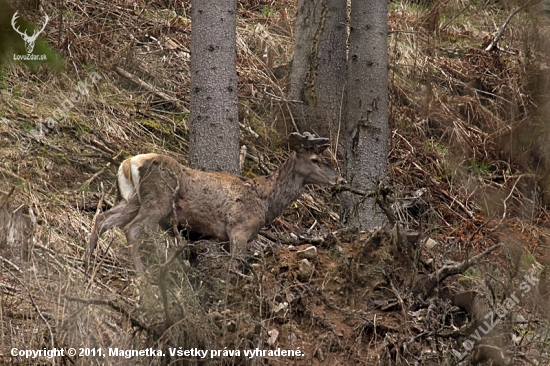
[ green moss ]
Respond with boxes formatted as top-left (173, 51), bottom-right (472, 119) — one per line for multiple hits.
top-left (140, 119), bottom-right (172, 135)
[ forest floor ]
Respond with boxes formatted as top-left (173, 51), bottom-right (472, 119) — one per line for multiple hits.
top-left (0, 0), bottom-right (549, 365)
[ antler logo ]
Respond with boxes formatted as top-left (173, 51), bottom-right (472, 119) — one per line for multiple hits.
top-left (11, 11), bottom-right (49, 54)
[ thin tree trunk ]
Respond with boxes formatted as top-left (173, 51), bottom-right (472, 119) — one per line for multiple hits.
top-left (189, 0), bottom-right (240, 174)
top-left (341, 0), bottom-right (389, 230)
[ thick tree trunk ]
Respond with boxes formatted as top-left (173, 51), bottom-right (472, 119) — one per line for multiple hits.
top-left (189, 0), bottom-right (240, 174)
top-left (341, 0), bottom-right (389, 230)
top-left (287, 0), bottom-right (346, 139)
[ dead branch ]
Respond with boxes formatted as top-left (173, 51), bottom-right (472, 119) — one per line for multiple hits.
top-left (114, 66), bottom-right (186, 111)
top-left (332, 185), bottom-right (376, 198)
top-left (259, 230), bottom-right (326, 246)
top-left (83, 151), bottom-right (124, 188)
top-left (0, 255), bottom-right (22, 273)
top-left (0, 186), bottom-right (15, 210)
top-left (413, 243), bottom-right (504, 296)
top-left (4, 266), bottom-right (57, 354)
top-left (485, 0), bottom-right (535, 52)
top-left (64, 294), bottom-right (157, 336)
top-left (334, 183), bottom-right (399, 224)
top-left (336, 183), bottom-right (413, 255)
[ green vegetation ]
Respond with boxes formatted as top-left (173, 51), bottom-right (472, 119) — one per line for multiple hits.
top-left (261, 5), bottom-right (276, 18)
top-left (469, 156), bottom-right (491, 175)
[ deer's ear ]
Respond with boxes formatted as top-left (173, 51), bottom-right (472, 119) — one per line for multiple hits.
top-left (288, 133), bottom-right (303, 152)
top-left (314, 144), bottom-right (329, 154)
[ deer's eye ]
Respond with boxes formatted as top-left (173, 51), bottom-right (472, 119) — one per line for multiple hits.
top-left (311, 157), bottom-right (320, 164)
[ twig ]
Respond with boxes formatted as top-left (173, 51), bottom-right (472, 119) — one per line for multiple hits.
top-left (440, 188), bottom-right (474, 219)
top-left (440, 4), bottom-right (470, 31)
top-left (0, 167), bottom-right (27, 185)
top-left (6, 267), bottom-right (56, 362)
top-left (83, 150), bottom-right (124, 188)
top-left (332, 185), bottom-right (376, 198)
top-left (0, 186), bottom-right (16, 216)
top-left (388, 278), bottom-right (411, 334)
top-left (0, 255), bottom-right (22, 273)
top-left (158, 175), bottom-right (189, 328)
top-left (64, 294), bottom-right (156, 335)
top-left (485, 1), bottom-right (534, 52)
top-left (336, 183), bottom-right (415, 257)
top-left (285, 102), bottom-right (300, 133)
top-left (414, 243), bottom-right (504, 296)
top-left (114, 67), bottom-right (187, 111)
top-left (246, 151), bottom-right (272, 174)
top-left (497, 174), bottom-right (524, 225)
top-left (467, 214), bottom-right (495, 244)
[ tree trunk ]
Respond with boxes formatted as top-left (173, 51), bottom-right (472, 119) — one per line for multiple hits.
top-left (341, 0), bottom-right (389, 230)
top-left (287, 0), bottom-right (346, 139)
top-left (189, 0), bottom-right (240, 174)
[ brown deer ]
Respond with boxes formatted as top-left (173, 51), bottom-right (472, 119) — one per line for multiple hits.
top-left (87, 132), bottom-right (344, 272)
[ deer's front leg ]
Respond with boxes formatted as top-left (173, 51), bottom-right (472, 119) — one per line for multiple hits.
top-left (227, 219), bottom-right (262, 258)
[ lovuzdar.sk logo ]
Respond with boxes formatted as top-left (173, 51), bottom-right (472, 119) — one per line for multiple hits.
top-left (11, 10), bottom-right (49, 61)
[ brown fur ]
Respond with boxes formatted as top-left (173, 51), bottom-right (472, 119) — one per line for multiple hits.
top-left (87, 133), bottom-right (344, 272)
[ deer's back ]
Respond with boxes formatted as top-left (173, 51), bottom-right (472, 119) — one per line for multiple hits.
top-left (130, 154), bottom-right (269, 241)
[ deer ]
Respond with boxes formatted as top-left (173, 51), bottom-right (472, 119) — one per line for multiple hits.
top-left (87, 132), bottom-right (344, 272)
top-left (11, 11), bottom-right (49, 54)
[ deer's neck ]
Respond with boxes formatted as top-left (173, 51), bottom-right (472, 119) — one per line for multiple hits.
top-left (262, 153), bottom-right (304, 225)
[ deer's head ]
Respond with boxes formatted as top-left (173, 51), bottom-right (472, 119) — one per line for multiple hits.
top-left (11, 11), bottom-right (49, 54)
top-left (289, 132), bottom-right (345, 186)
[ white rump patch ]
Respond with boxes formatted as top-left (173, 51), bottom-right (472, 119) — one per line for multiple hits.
top-left (118, 154), bottom-right (159, 201)
top-left (118, 162), bottom-right (135, 201)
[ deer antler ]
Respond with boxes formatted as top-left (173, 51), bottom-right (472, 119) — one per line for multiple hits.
top-left (29, 13), bottom-right (49, 41)
top-left (11, 11), bottom-right (49, 41)
top-left (11, 11), bottom-right (27, 38)
top-left (303, 132), bottom-right (329, 146)
top-left (291, 132), bottom-right (329, 149)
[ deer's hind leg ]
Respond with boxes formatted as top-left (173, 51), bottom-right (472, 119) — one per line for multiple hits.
top-left (124, 204), bottom-right (172, 274)
top-left (87, 198), bottom-right (140, 268)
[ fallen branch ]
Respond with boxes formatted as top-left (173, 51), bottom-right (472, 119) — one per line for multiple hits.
top-left (485, 0), bottom-right (534, 52)
top-left (114, 66), bottom-right (186, 111)
top-left (334, 183), bottom-right (394, 215)
top-left (335, 183), bottom-right (412, 254)
top-left (259, 230), bottom-right (326, 246)
top-left (0, 186), bottom-right (15, 210)
top-left (413, 243), bottom-right (504, 296)
top-left (5, 267), bottom-right (57, 357)
top-left (64, 294), bottom-right (157, 336)
top-left (0, 255), bottom-right (22, 273)
top-left (83, 150), bottom-right (124, 188)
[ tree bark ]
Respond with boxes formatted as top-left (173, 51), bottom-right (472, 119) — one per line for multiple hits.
top-left (287, 0), bottom-right (346, 139)
top-left (341, 0), bottom-right (389, 230)
top-left (189, 0), bottom-right (240, 174)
